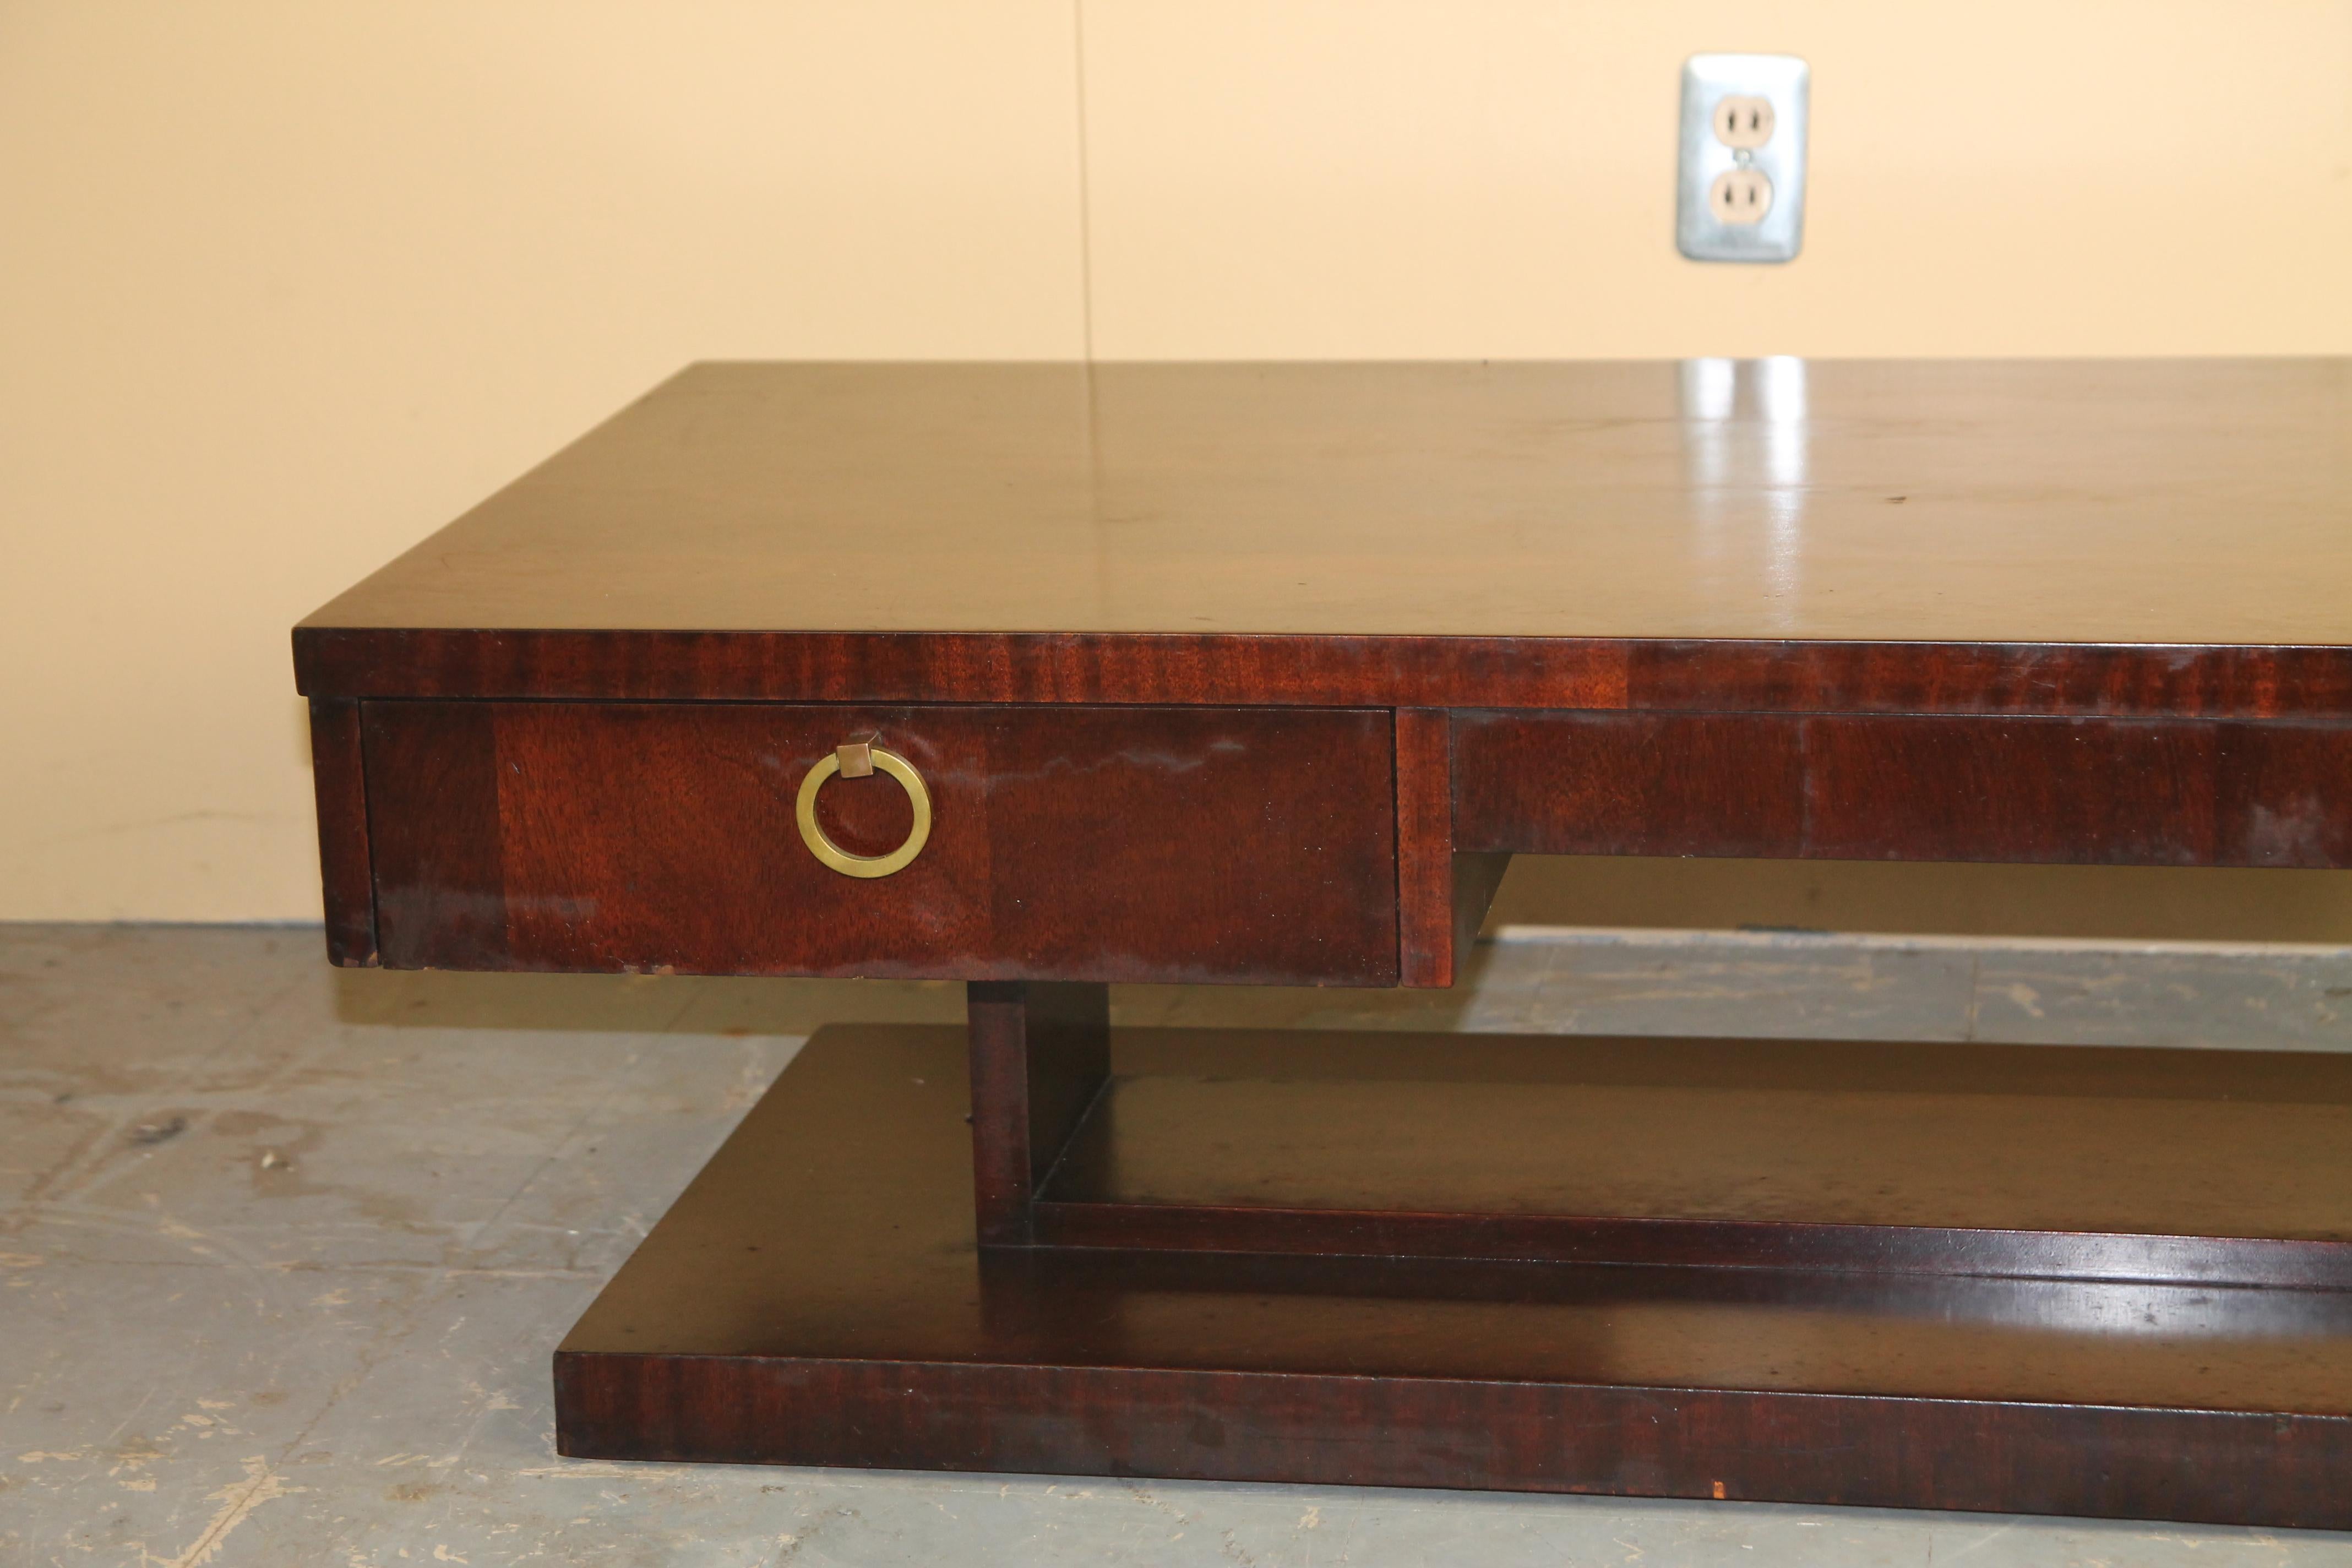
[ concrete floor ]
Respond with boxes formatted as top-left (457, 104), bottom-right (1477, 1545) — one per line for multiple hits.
top-left (6, 922), bottom-right (2352, 1567)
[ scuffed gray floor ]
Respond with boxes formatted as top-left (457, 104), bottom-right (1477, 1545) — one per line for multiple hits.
top-left (5, 922), bottom-right (2352, 1566)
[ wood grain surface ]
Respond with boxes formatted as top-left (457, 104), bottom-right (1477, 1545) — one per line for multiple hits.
top-left (295, 626), bottom-right (2352, 717)
top-left (1455, 710), bottom-right (2352, 867)
top-left (361, 701), bottom-right (1400, 984)
top-left (293, 360), bottom-right (2352, 716)
top-left (1030, 1027), bottom-right (2352, 1288)
top-left (554, 1023), bottom-right (2352, 1526)
top-left (304, 696), bottom-right (377, 966)
top-left (967, 981), bottom-right (1109, 1246)
top-left (1392, 709), bottom-right (1507, 987)
top-left (304, 360), bottom-right (2352, 645)
top-left (302, 357), bottom-right (2352, 1518)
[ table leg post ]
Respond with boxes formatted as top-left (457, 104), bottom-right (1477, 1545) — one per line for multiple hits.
top-left (967, 980), bottom-right (1110, 1245)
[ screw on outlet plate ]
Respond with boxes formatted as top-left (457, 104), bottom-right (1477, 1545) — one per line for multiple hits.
top-left (1677, 54), bottom-right (1808, 263)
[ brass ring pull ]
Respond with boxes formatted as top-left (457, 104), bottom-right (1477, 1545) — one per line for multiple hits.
top-left (795, 742), bottom-right (932, 879)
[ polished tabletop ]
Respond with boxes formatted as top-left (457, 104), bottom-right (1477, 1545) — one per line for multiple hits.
top-left (305, 358), bottom-right (2351, 649)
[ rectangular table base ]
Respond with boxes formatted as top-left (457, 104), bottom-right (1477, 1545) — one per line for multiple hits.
top-left (554, 1023), bottom-right (2352, 1529)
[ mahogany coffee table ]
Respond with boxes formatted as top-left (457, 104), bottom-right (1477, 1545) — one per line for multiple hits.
top-left (296, 359), bottom-right (2352, 1528)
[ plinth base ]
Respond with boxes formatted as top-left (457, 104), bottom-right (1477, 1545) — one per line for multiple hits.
top-left (556, 1024), bottom-right (2352, 1528)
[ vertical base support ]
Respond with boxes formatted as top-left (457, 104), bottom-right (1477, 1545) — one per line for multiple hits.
top-left (1396, 707), bottom-right (1509, 988)
top-left (967, 979), bottom-right (1110, 1245)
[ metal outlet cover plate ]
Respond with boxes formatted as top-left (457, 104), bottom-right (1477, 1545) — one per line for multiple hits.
top-left (1676, 53), bottom-right (1809, 264)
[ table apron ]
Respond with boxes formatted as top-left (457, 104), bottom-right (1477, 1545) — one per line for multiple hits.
top-left (1453, 709), bottom-right (2352, 868)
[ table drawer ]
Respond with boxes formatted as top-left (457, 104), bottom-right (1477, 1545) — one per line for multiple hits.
top-left (362, 702), bottom-right (1398, 984)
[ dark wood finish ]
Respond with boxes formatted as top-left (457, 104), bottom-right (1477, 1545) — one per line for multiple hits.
top-left (1615, 639), bottom-right (2352, 721)
top-left (1393, 709), bottom-right (1451, 986)
top-left (301, 360), bottom-right (2352, 644)
top-left (361, 701), bottom-right (1398, 985)
top-left (303, 359), bottom-right (2352, 1520)
top-left (1458, 710), bottom-right (1803, 858)
top-left (1393, 709), bottom-right (1506, 987)
top-left (1025, 1028), bottom-right (2352, 1287)
top-left (1456, 710), bottom-right (2352, 868)
top-left (967, 981), bottom-right (1109, 1245)
top-left (1032, 1203), bottom-right (2352, 1288)
top-left (296, 627), bottom-right (2352, 720)
top-left (560, 1352), bottom-right (2352, 1527)
top-left (554, 1024), bottom-right (2352, 1528)
top-left (357, 698), bottom-right (508, 963)
top-left (1447, 852), bottom-right (1511, 972)
top-left (304, 696), bottom-right (378, 967)
top-left (296, 360), bottom-right (2352, 717)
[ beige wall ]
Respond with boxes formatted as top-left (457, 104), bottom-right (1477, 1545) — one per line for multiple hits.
top-left (4, 2), bottom-right (2350, 926)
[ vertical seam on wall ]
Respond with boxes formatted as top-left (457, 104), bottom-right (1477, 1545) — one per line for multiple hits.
top-left (1071, 0), bottom-right (1096, 361)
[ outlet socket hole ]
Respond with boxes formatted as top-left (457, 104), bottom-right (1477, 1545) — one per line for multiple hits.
top-left (1713, 95), bottom-right (1776, 150)
top-left (1708, 168), bottom-right (1774, 224)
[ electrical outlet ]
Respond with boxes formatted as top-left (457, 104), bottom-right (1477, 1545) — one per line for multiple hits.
top-left (1677, 54), bottom-right (1808, 263)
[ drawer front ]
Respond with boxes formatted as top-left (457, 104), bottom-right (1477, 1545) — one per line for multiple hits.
top-left (1453, 709), bottom-right (2352, 867)
top-left (363, 702), bottom-right (1398, 984)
